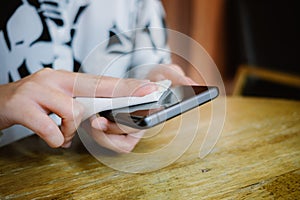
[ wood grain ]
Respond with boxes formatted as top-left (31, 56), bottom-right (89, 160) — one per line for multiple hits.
top-left (0, 97), bottom-right (299, 199)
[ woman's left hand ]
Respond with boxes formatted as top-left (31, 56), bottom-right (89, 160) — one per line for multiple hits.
top-left (83, 115), bottom-right (145, 153)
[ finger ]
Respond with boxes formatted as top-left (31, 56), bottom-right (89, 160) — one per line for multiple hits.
top-left (91, 116), bottom-right (139, 134)
top-left (130, 81), bottom-right (159, 97)
top-left (55, 70), bottom-right (158, 97)
top-left (84, 118), bottom-right (144, 153)
top-left (90, 116), bottom-right (107, 131)
top-left (185, 77), bottom-right (199, 85)
top-left (20, 104), bottom-right (64, 148)
top-left (166, 64), bottom-right (186, 76)
top-left (175, 76), bottom-right (198, 86)
top-left (60, 113), bottom-right (80, 148)
top-left (154, 73), bottom-right (191, 86)
top-left (34, 86), bottom-right (84, 146)
top-left (106, 120), bottom-right (140, 134)
top-left (92, 77), bottom-right (158, 97)
top-left (33, 68), bottom-right (158, 98)
top-left (89, 128), bottom-right (144, 153)
top-left (60, 100), bottom-right (85, 147)
top-left (160, 66), bottom-right (195, 85)
top-left (104, 133), bottom-right (144, 153)
top-left (147, 64), bottom-right (187, 84)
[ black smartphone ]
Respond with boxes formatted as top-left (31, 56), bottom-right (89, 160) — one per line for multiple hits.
top-left (99, 85), bottom-right (219, 129)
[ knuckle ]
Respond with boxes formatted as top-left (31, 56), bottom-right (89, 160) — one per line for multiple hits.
top-left (35, 67), bottom-right (53, 77)
top-left (32, 68), bottom-right (54, 82)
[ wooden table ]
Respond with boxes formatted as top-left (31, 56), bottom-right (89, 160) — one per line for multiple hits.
top-left (0, 97), bottom-right (299, 199)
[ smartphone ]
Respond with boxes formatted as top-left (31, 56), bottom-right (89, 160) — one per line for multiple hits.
top-left (99, 85), bottom-right (219, 129)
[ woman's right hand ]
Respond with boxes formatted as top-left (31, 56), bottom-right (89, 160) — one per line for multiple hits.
top-left (0, 68), bottom-right (157, 148)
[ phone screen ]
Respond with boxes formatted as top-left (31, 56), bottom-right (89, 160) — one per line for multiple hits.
top-left (100, 86), bottom-right (218, 129)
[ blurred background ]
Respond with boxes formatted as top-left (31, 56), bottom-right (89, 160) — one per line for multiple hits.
top-left (162, 0), bottom-right (300, 99)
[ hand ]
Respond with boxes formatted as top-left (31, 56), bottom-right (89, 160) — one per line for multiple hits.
top-left (147, 64), bottom-right (197, 86)
top-left (0, 68), bottom-right (157, 148)
top-left (82, 116), bottom-right (145, 153)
